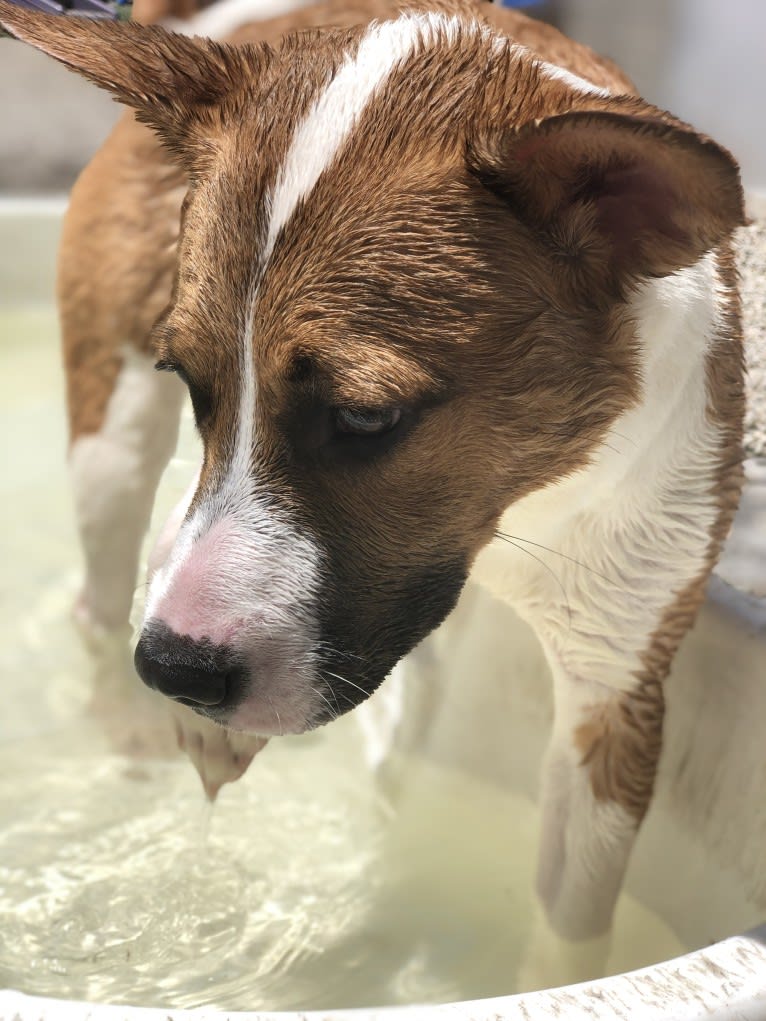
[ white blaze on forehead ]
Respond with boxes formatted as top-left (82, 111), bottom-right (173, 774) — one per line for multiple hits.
top-left (262, 13), bottom-right (466, 268)
top-left (261, 13), bottom-right (611, 269)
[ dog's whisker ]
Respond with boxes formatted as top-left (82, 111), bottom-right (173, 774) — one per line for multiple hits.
top-left (267, 694), bottom-right (284, 737)
top-left (600, 441), bottom-right (627, 457)
top-left (311, 686), bottom-right (339, 721)
top-left (609, 429), bottom-right (638, 449)
top-left (326, 678), bottom-right (343, 715)
top-left (323, 669), bottom-right (371, 701)
top-left (313, 640), bottom-right (366, 664)
top-left (497, 532), bottom-right (613, 585)
top-left (533, 425), bottom-right (632, 458)
top-left (494, 532), bottom-right (572, 632)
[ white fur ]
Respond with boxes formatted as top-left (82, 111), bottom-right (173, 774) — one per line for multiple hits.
top-left (143, 489), bottom-right (324, 733)
top-left (145, 468), bottom-right (200, 590)
top-left (71, 347), bottom-right (185, 633)
top-left (143, 252), bottom-right (322, 736)
top-left (535, 659), bottom-right (642, 938)
top-left (263, 13), bottom-right (467, 269)
top-left (142, 429), bottom-right (323, 733)
top-left (470, 252), bottom-right (725, 950)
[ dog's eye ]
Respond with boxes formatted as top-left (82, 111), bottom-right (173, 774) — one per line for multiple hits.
top-left (155, 359), bottom-right (212, 427)
top-left (155, 358), bottom-right (191, 384)
top-left (155, 358), bottom-right (182, 376)
top-left (334, 406), bottom-right (402, 436)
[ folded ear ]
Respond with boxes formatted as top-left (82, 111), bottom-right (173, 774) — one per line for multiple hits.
top-left (467, 109), bottom-right (745, 286)
top-left (0, 0), bottom-right (253, 158)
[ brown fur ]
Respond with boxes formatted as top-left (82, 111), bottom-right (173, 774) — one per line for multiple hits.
top-left (575, 678), bottom-right (664, 821)
top-left (131, 0), bottom-right (210, 24)
top-left (58, 116), bottom-right (185, 435)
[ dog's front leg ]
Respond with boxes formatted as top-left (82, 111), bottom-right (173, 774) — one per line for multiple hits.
top-left (58, 119), bottom-right (189, 755)
top-left (476, 505), bottom-right (726, 989)
top-left (68, 345), bottom-right (186, 758)
top-left (518, 652), bottom-right (664, 991)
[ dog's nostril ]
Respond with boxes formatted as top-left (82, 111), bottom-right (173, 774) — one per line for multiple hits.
top-left (134, 626), bottom-right (231, 708)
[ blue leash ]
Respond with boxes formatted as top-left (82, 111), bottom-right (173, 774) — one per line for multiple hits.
top-left (0, 0), bottom-right (541, 28)
top-left (0, 0), bottom-right (131, 21)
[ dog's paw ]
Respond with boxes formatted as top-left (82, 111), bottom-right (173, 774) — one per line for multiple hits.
top-left (92, 686), bottom-right (181, 760)
top-left (74, 593), bottom-right (180, 758)
top-left (516, 912), bottom-right (611, 992)
top-left (172, 704), bottom-right (268, 801)
top-left (73, 591), bottom-right (131, 659)
top-left (88, 649), bottom-right (181, 759)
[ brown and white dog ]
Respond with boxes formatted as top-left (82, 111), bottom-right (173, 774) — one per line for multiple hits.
top-left (0, 0), bottom-right (746, 988)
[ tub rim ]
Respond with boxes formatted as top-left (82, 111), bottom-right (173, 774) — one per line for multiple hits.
top-left (1, 924), bottom-right (765, 1020)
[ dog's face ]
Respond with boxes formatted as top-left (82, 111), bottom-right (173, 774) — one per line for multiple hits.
top-left (0, 2), bottom-right (744, 734)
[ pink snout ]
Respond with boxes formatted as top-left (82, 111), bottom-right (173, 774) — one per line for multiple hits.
top-left (139, 515), bottom-right (322, 735)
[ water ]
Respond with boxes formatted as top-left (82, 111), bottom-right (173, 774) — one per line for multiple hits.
top-left (0, 726), bottom-right (686, 1010)
top-left (0, 307), bottom-right (686, 1010)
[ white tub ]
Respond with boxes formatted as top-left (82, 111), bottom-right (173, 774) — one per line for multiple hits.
top-left (1, 200), bottom-right (765, 1021)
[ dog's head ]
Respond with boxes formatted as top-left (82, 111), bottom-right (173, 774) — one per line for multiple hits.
top-left (1, 1), bottom-right (744, 734)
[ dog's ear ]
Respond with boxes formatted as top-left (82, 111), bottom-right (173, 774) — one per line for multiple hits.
top-left (467, 109), bottom-right (745, 287)
top-left (0, 0), bottom-right (255, 161)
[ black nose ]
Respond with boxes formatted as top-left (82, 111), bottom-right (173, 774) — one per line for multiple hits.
top-left (134, 623), bottom-right (232, 708)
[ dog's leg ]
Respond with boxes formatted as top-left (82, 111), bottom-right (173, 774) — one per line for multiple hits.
top-left (509, 497), bottom-right (741, 990)
top-left (518, 654), bottom-right (664, 990)
top-left (67, 344), bottom-right (186, 754)
top-left (495, 504), bottom-right (736, 988)
top-left (69, 349), bottom-right (185, 645)
top-left (58, 115), bottom-right (188, 753)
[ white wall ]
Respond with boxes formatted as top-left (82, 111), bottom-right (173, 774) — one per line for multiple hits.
top-left (560, 0), bottom-right (766, 191)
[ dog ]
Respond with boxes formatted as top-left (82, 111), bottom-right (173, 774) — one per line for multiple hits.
top-left (0, 0), bottom-right (746, 989)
